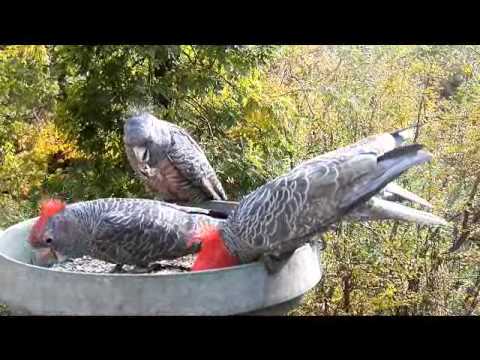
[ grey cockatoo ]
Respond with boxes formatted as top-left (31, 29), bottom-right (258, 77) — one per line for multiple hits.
top-left (123, 113), bottom-right (227, 203)
top-left (189, 129), bottom-right (449, 274)
top-left (198, 127), bottom-right (444, 227)
top-left (28, 198), bottom-right (227, 272)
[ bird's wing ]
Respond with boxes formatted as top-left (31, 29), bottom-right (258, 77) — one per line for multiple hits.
top-left (302, 126), bottom-right (429, 208)
top-left (351, 126), bottom-right (417, 154)
top-left (228, 151), bottom-right (378, 255)
top-left (302, 126), bottom-right (417, 166)
top-left (167, 128), bottom-right (227, 200)
top-left (335, 145), bottom-right (432, 213)
top-left (91, 209), bottom-right (196, 264)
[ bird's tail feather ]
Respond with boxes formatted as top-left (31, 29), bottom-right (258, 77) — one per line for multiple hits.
top-left (382, 182), bottom-right (433, 209)
top-left (348, 197), bottom-right (448, 226)
top-left (341, 144), bottom-right (432, 215)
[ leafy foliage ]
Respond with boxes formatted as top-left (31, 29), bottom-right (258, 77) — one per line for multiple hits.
top-left (0, 303), bottom-right (9, 316)
top-left (1, 45), bottom-right (480, 315)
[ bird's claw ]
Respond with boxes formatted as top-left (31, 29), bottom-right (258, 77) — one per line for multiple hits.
top-left (128, 267), bottom-right (151, 274)
top-left (316, 235), bottom-right (327, 251)
top-left (147, 263), bottom-right (191, 273)
top-left (109, 264), bottom-right (126, 273)
top-left (262, 251), bottom-right (294, 275)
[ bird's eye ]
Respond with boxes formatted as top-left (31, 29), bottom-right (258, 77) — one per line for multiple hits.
top-left (45, 238), bottom-right (53, 244)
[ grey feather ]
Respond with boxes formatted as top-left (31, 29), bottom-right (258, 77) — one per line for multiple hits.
top-left (221, 131), bottom-right (443, 268)
top-left (346, 197), bottom-right (448, 226)
top-left (317, 126), bottom-right (433, 210)
top-left (123, 113), bottom-right (227, 203)
top-left (380, 182), bottom-right (433, 209)
top-left (42, 198), bottom-right (226, 267)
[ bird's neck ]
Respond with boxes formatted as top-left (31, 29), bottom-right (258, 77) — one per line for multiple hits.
top-left (60, 209), bottom-right (94, 257)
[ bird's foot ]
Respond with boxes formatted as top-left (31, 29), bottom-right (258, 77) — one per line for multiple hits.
top-left (315, 235), bottom-right (327, 251)
top-left (263, 251), bottom-right (295, 275)
top-left (147, 262), bottom-right (191, 273)
top-left (128, 266), bottom-right (151, 274)
top-left (109, 264), bottom-right (125, 273)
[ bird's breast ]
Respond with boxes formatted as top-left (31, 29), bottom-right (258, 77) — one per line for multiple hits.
top-left (145, 159), bottom-right (194, 202)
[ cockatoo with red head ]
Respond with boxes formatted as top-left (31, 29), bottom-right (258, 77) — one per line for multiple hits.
top-left (189, 128), bottom-right (449, 274)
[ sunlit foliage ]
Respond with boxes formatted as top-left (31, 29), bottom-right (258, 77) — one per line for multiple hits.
top-left (1, 45), bottom-right (479, 315)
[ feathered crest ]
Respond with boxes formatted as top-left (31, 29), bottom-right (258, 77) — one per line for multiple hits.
top-left (39, 199), bottom-right (66, 218)
top-left (124, 103), bottom-right (156, 122)
top-left (29, 199), bottom-right (66, 247)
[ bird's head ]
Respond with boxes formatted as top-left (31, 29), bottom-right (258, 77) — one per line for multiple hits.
top-left (29, 199), bottom-right (86, 263)
top-left (124, 113), bottom-right (171, 169)
top-left (188, 224), bottom-right (239, 271)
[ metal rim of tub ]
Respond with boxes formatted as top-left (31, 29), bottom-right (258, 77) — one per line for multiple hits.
top-left (0, 217), bottom-right (322, 315)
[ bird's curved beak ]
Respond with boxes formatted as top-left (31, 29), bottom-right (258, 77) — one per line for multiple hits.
top-left (133, 146), bottom-right (152, 177)
top-left (32, 247), bottom-right (68, 266)
top-left (32, 247), bottom-right (57, 266)
top-left (139, 166), bottom-right (151, 177)
top-left (132, 146), bottom-right (148, 163)
top-left (51, 249), bottom-right (68, 263)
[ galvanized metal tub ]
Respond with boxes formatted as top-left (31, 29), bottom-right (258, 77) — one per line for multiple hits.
top-left (0, 205), bottom-right (322, 315)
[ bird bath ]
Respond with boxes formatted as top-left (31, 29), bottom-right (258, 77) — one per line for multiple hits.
top-left (0, 204), bottom-right (322, 315)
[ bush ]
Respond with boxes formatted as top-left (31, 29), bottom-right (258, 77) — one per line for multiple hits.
top-left (1, 45), bottom-right (480, 315)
